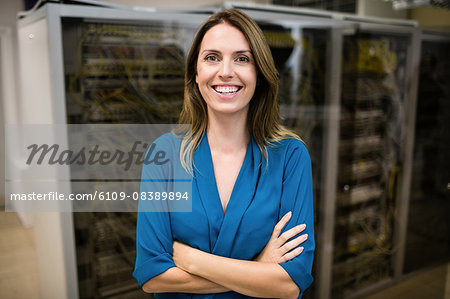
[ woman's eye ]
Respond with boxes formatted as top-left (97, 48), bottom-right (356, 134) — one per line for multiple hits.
top-left (236, 56), bottom-right (250, 63)
top-left (205, 55), bottom-right (218, 62)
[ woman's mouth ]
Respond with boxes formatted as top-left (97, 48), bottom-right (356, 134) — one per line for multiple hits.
top-left (212, 85), bottom-right (242, 95)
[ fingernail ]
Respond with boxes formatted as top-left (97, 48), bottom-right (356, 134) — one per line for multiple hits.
top-left (299, 224), bottom-right (306, 229)
top-left (287, 211), bottom-right (292, 217)
top-left (304, 234), bottom-right (308, 239)
top-left (299, 246), bottom-right (304, 252)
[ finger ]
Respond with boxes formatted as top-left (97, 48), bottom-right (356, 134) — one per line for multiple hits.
top-left (279, 246), bottom-right (304, 263)
top-left (271, 211), bottom-right (292, 239)
top-left (280, 233), bottom-right (308, 254)
top-left (276, 224), bottom-right (306, 246)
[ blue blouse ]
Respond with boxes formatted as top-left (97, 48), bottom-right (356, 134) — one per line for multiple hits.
top-left (133, 133), bottom-right (315, 298)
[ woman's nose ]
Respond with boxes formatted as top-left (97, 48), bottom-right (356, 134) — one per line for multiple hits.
top-left (218, 59), bottom-right (234, 78)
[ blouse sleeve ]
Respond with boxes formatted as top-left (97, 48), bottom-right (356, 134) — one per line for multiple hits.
top-left (132, 137), bottom-right (177, 288)
top-left (278, 140), bottom-right (315, 298)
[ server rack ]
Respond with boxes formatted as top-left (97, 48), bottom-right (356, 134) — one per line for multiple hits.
top-left (16, 3), bottom-right (208, 298)
top-left (333, 27), bottom-right (413, 298)
top-left (63, 15), bottom-right (205, 298)
top-left (404, 31), bottom-right (450, 275)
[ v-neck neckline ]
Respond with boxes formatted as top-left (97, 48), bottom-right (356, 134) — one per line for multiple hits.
top-left (193, 133), bottom-right (261, 255)
top-left (204, 133), bottom-right (252, 215)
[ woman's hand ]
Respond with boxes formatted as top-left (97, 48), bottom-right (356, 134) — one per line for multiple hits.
top-left (173, 240), bottom-right (198, 273)
top-left (173, 236), bottom-right (301, 298)
top-left (255, 211), bottom-right (308, 263)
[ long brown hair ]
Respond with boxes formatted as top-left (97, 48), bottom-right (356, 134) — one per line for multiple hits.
top-left (177, 9), bottom-right (300, 173)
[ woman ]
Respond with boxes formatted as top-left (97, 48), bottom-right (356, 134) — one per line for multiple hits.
top-left (133, 9), bottom-right (314, 299)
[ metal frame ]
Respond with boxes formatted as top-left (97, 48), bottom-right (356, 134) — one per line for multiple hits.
top-left (316, 27), bottom-right (343, 299)
top-left (17, 12), bottom-right (77, 298)
top-left (224, 1), bottom-right (417, 27)
top-left (392, 26), bottom-right (421, 281)
top-left (420, 29), bottom-right (450, 42)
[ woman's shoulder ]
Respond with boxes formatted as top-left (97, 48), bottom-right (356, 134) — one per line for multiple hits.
top-left (152, 131), bottom-right (183, 147)
top-left (269, 137), bottom-right (309, 156)
top-left (146, 132), bottom-right (184, 163)
top-left (266, 137), bottom-right (311, 169)
top-left (266, 138), bottom-right (311, 179)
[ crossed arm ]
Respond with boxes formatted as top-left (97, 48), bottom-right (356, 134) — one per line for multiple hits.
top-left (142, 211), bottom-right (308, 299)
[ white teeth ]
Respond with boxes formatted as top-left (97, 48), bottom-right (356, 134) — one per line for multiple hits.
top-left (214, 86), bottom-right (240, 94)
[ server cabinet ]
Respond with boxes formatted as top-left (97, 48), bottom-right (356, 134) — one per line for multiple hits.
top-left (404, 32), bottom-right (450, 275)
top-left (63, 15), bottom-right (204, 298)
top-left (17, 3), bottom-right (208, 298)
top-left (334, 25), bottom-right (415, 298)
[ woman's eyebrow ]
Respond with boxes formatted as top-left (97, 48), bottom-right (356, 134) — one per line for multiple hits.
top-left (235, 50), bottom-right (252, 55)
top-left (200, 49), bottom-right (252, 55)
top-left (200, 49), bottom-right (220, 55)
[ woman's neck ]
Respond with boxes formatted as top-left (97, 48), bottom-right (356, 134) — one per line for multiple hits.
top-left (206, 111), bottom-right (250, 154)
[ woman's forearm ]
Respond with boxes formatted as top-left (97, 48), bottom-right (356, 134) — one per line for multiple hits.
top-left (142, 266), bottom-right (230, 294)
top-left (175, 246), bottom-right (299, 299)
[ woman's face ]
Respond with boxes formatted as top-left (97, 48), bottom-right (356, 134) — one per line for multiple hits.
top-left (195, 23), bottom-right (257, 118)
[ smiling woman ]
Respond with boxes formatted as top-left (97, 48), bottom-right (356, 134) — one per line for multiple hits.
top-left (195, 23), bottom-right (257, 118)
top-left (133, 9), bottom-right (315, 299)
